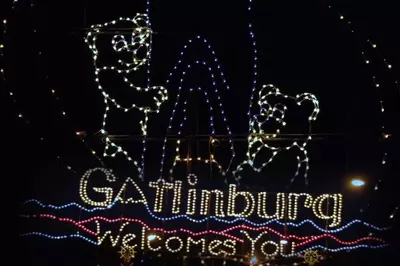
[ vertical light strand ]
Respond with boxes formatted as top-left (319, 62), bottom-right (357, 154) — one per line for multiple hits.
top-left (159, 37), bottom-right (233, 180)
top-left (1, 1), bottom-right (20, 110)
top-left (326, 3), bottom-right (397, 221)
top-left (162, 61), bottom-right (234, 180)
top-left (247, 0), bottom-right (259, 132)
top-left (140, 0), bottom-right (153, 180)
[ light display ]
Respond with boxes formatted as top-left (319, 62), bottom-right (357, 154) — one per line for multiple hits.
top-left (325, 2), bottom-right (398, 220)
top-left (119, 244), bottom-right (137, 263)
top-left (157, 54), bottom-right (234, 181)
top-left (84, 13), bottom-right (168, 180)
top-left (302, 250), bottom-right (320, 265)
top-left (76, 169), bottom-right (345, 226)
top-left (233, 84), bottom-right (319, 185)
top-left (21, 215), bottom-right (387, 256)
top-left (24, 199), bottom-right (390, 232)
top-left (1, 1), bottom-right (106, 169)
top-left (3, 0), bottom-right (396, 264)
top-left (21, 169), bottom-right (389, 259)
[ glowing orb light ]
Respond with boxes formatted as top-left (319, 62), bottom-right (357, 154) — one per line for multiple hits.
top-left (147, 234), bottom-right (157, 241)
top-left (351, 179), bottom-right (365, 187)
top-left (250, 257), bottom-right (258, 265)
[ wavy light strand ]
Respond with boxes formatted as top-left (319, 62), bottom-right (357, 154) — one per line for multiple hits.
top-left (23, 199), bottom-right (390, 233)
top-left (21, 232), bottom-right (99, 245)
top-left (294, 235), bottom-right (386, 248)
top-left (22, 214), bottom-right (386, 248)
top-left (20, 232), bottom-right (387, 256)
top-left (297, 244), bottom-right (388, 255)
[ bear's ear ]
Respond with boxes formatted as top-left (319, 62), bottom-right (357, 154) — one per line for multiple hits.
top-left (132, 13), bottom-right (150, 28)
top-left (84, 23), bottom-right (101, 53)
top-left (258, 84), bottom-right (279, 101)
top-left (248, 84), bottom-right (277, 132)
top-left (295, 92), bottom-right (320, 121)
top-left (249, 85), bottom-right (270, 119)
top-left (84, 13), bottom-right (150, 56)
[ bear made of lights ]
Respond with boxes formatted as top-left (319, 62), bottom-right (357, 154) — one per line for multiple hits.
top-left (84, 14), bottom-right (168, 179)
top-left (233, 84), bottom-right (319, 186)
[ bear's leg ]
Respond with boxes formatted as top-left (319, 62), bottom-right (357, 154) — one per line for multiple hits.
top-left (287, 147), bottom-right (309, 189)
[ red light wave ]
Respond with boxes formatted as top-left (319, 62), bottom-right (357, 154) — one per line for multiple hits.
top-left (31, 214), bottom-right (386, 247)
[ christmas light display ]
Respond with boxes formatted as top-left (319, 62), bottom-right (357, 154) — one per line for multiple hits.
top-left (159, 37), bottom-right (232, 181)
top-left (2, 2), bottom-right (396, 182)
top-left (23, 213), bottom-right (386, 251)
top-left (233, 84), bottom-right (319, 185)
top-left (302, 250), bottom-right (320, 265)
top-left (119, 244), bottom-right (137, 264)
top-left (23, 198), bottom-right (390, 233)
top-left (162, 83), bottom-right (234, 179)
top-left (3, 0), bottom-right (397, 264)
top-left (1, 1), bottom-right (105, 171)
top-left (77, 169), bottom-right (345, 225)
top-left (21, 169), bottom-right (389, 259)
top-left (325, 2), bottom-right (399, 221)
top-left (19, 230), bottom-right (388, 256)
top-left (84, 14), bottom-right (168, 180)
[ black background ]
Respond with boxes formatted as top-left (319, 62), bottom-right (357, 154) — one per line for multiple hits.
top-left (3, 0), bottom-right (400, 265)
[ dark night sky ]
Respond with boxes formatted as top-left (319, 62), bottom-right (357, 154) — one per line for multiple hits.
top-left (3, 0), bottom-right (400, 265)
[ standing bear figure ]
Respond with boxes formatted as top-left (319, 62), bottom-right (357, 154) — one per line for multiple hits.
top-left (233, 84), bottom-right (319, 187)
top-left (84, 14), bottom-right (168, 180)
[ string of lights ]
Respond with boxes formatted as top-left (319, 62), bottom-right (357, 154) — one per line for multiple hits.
top-left (2, 0), bottom-right (25, 110)
top-left (1, 5), bottom-right (17, 105)
top-left (20, 231), bottom-right (387, 256)
top-left (159, 36), bottom-right (233, 181)
top-left (294, 235), bottom-right (385, 248)
top-left (300, 244), bottom-right (388, 253)
top-left (233, 0), bottom-right (321, 187)
top-left (141, 0), bottom-right (152, 178)
top-left (161, 61), bottom-right (235, 180)
top-left (22, 199), bottom-right (390, 233)
top-left (163, 37), bottom-right (230, 91)
top-left (14, 116), bottom-right (78, 174)
top-left (324, 2), bottom-right (398, 221)
top-left (13, 0), bottom-right (397, 262)
top-left (7, 0), bottom-right (318, 189)
top-left (189, 254), bottom-right (311, 266)
top-left (86, 14), bottom-right (163, 176)
top-left (233, 84), bottom-right (320, 186)
top-left (28, 0), bottom-right (104, 166)
top-left (5, 2), bottom-right (395, 187)
top-left (21, 213), bottom-right (386, 247)
top-left (84, 17), bottom-right (234, 181)
top-left (2, 0), bottom-right (104, 175)
top-left (247, 0), bottom-right (258, 132)
top-left (1, 0), bottom-right (78, 175)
